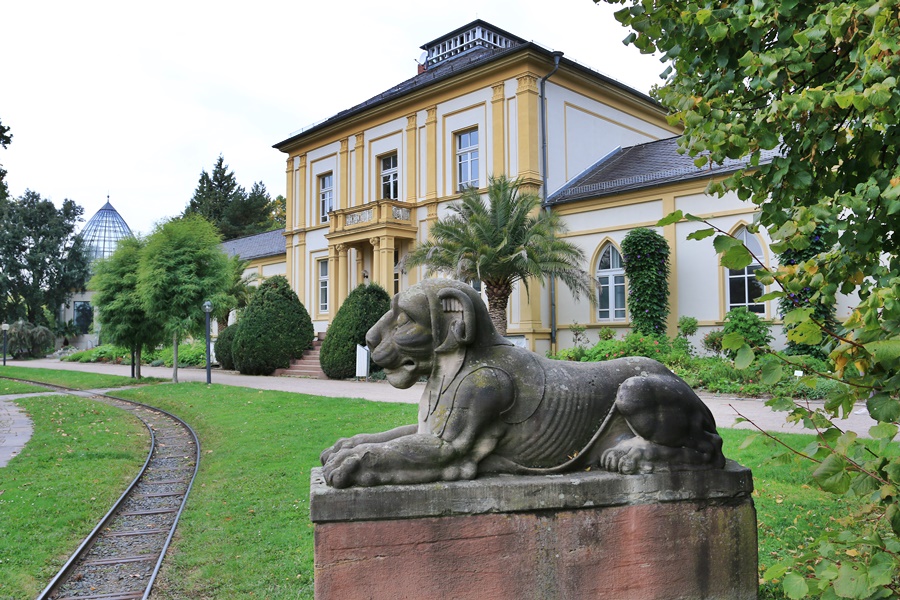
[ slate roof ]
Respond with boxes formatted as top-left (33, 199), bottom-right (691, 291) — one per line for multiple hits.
top-left (274, 22), bottom-right (657, 150)
top-left (221, 229), bottom-right (286, 261)
top-left (548, 137), bottom-right (777, 204)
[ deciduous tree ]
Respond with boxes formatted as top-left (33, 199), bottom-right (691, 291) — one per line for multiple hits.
top-left (91, 236), bottom-right (164, 379)
top-left (603, 0), bottom-right (900, 595)
top-left (0, 190), bottom-right (90, 325)
top-left (138, 215), bottom-right (232, 382)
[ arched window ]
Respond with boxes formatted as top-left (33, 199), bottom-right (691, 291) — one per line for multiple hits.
top-left (726, 227), bottom-right (765, 314)
top-left (597, 244), bottom-right (626, 321)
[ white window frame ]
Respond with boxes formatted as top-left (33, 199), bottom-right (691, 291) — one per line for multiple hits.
top-left (726, 227), bottom-right (766, 314)
top-left (381, 153), bottom-right (399, 200)
top-left (456, 129), bottom-right (479, 192)
top-left (319, 173), bottom-right (334, 224)
top-left (318, 259), bottom-right (329, 314)
top-left (597, 244), bottom-right (626, 321)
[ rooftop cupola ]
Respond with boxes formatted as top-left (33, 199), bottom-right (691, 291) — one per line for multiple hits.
top-left (420, 20), bottom-right (525, 69)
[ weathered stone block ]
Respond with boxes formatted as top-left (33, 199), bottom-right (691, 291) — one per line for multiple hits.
top-left (311, 461), bottom-right (757, 600)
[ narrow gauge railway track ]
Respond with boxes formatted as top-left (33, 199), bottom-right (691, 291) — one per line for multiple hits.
top-left (3, 378), bottom-right (200, 600)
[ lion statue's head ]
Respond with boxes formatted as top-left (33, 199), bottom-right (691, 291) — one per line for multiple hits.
top-left (365, 279), bottom-right (510, 388)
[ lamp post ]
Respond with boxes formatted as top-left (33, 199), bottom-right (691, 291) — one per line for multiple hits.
top-left (202, 301), bottom-right (213, 384)
top-left (1, 323), bottom-right (8, 367)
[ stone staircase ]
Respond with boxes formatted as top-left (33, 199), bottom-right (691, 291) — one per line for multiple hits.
top-left (276, 336), bottom-right (327, 379)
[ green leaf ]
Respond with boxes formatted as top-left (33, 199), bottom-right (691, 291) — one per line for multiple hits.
top-left (867, 552), bottom-right (895, 588)
top-left (706, 21), bottom-right (728, 42)
top-left (834, 90), bottom-right (856, 109)
top-left (735, 344), bottom-right (755, 369)
top-left (756, 291), bottom-right (785, 302)
top-left (686, 228), bottom-right (716, 241)
top-left (657, 210), bottom-right (683, 227)
top-left (722, 332), bottom-right (745, 351)
top-left (813, 453), bottom-right (851, 494)
top-left (738, 433), bottom-right (760, 449)
top-left (764, 563), bottom-right (789, 581)
top-left (887, 504), bottom-right (900, 536)
top-left (833, 562), bottom-right (869, 599)
top-left (722, 245), bottom-right (753, 270)
top-left (761, 361), bottom-right (784, 385)
top-left (713, 235), bottom-right (742, 254)
top-left (788, 321), bottom-right (824, 345)
top-left (696, 8), bottom-right (712, 25)
top-left (783, 307), bottom-right (815, 325)
top-left (783, 572), bottom-right (809, 600)
top-left (867, 393), bottom-right (900, 422)
top-left (863, 340), bottom-right (900, 364)
top-left (869, 422), bottom-right (898, 441)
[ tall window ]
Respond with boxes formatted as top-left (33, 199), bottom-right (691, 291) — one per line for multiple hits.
top-left (319, 173), bottom-right (334, 223)
top-left (318, 260), bottom-right (329, 313)
top-left (597, 244), bottom-right (626, 321)
top-left (727, 226), bottom-right (765, 314)
top-left (381, 154), bottom-right (399, 200)
top-left (457, 129), bottom-right (479, 191)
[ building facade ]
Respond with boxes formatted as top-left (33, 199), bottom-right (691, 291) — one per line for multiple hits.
top-left (274, 20), bottom-right (858, 354)
top-left (275, 21), bottom-right (683, 351)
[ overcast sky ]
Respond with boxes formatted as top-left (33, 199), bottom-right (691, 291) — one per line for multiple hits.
top-left (2, 0), bottom-right (666, 236)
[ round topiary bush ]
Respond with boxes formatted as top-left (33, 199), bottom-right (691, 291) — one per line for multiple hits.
top-left (214, 323), bottom-right (238, 371)
top-left (320, 283), bottom-right (391, 380)
top-left (231, 276), bottom-right (314, 375)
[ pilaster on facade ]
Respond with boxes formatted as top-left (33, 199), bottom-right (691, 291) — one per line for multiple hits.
top-left (336, 243), bottom-right (349, 308)
top-left (354, 133), bottom-right (365, 207)
top-left (406, 114), bottom-right (418, 203)
top-left (516, 73), bottom-right (541, 182)
top-left (491, 82), bottom-right (506, 178)
top-left (285, 157), bottom-right (294, 234)
top-left (425, 106), bottom-right (438, 201)
top-left (339, 139), bottom-right (350, 211)
top-left (296, 155), bottom-right (307, 231)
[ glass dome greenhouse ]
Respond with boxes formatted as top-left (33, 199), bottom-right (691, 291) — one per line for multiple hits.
top-left (80, 200), bottom-right (133, 262)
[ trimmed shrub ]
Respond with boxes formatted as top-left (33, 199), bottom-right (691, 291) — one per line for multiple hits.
top-left (723, 307), bottom-right (773, 359)
top-left (215, 324), bottom-right (238, 371)
top-left (702, 329), bottom-right (725, 356)
top-left (232, 276), bottom-right (314, 375)
top-left (621, 228), bottom-right (671, 336)
top-left (320, 283), bottom-right (391, 380)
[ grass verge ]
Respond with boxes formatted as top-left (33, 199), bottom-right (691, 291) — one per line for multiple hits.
top-left (0, 365), bottom-right (164, 390)
top-left (3, 381), bottom-right (866, 599)
top-left (0, 395), bottom-right (149, 599)
top-left (0, 380), bottom-right (49, 395)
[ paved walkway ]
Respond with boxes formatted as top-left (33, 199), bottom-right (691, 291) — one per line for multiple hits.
top-left (0, 357), bottom-right (880, 468)
top-left (0, 392), bottom-right (34, 467)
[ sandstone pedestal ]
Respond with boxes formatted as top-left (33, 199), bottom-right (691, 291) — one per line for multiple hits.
top-left (310, 461), bottom-right (757, 600)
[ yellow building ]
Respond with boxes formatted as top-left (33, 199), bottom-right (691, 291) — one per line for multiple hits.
top-left (275, 20), bottom-right (685, 352)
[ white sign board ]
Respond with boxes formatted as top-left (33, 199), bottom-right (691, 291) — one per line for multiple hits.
top-left (356, 345), bottom-right (370, 379)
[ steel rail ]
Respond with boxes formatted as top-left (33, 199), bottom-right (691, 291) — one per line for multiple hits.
top-left (1, 377), bottom-right (200, 600)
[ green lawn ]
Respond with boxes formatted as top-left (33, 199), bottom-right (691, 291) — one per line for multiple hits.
top-left (0, 394), bottom-right (149, 599)
top-left (0, 379), bottom-right (865, 599)
top-left (0, 365), bottom-right (164, 390)
top-left (0, 379), bottom-right (49, 395)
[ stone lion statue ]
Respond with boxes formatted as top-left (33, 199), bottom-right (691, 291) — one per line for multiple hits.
top-left (320, 279), bottom-right (725, 488)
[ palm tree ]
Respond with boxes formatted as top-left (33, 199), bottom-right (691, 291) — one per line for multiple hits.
top-left (405, 175), bottom-right (592, 336)
top-left (215, 255), bottom-right (258, 329)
